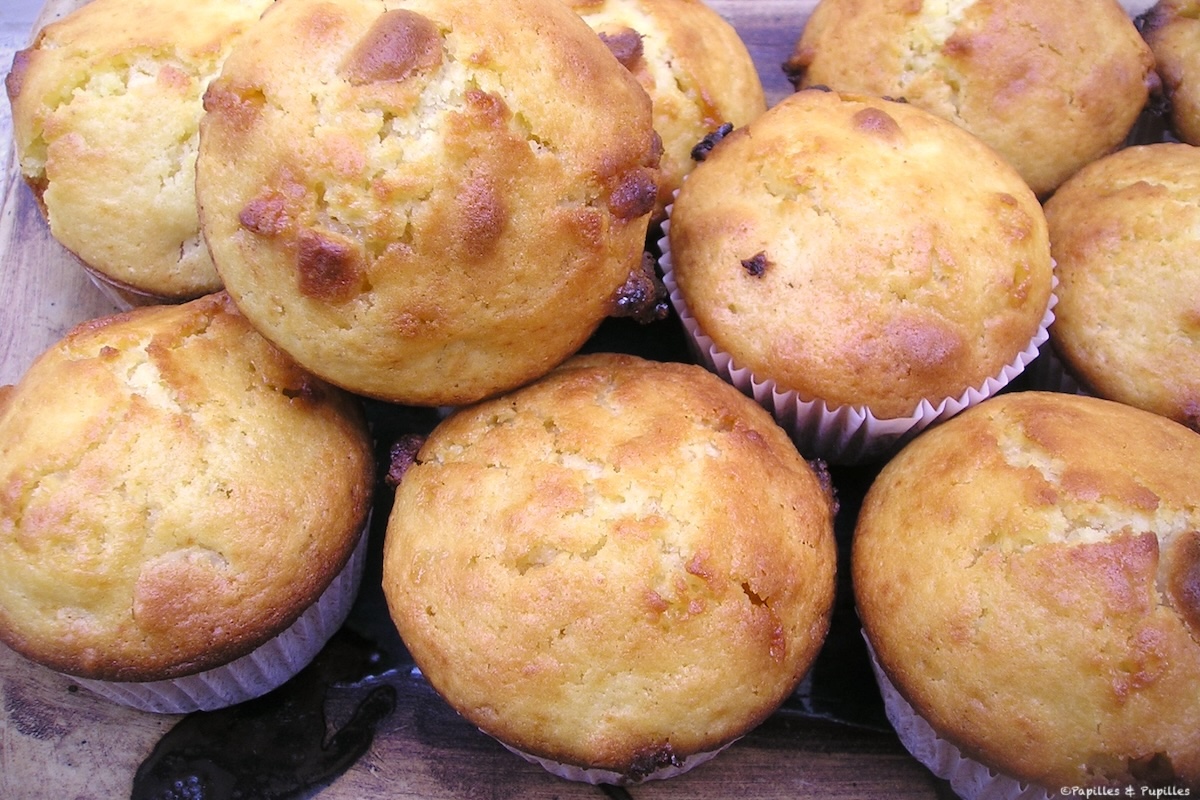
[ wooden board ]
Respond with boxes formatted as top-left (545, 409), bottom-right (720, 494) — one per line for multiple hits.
top-left (0, 1), bottom-right (959, 798)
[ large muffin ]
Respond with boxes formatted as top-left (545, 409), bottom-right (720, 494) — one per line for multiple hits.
top-left (382, 352), bottom-right (837, 783)
top-left (562, 0), bottom-right (766, 222)
top-left (5, 0), bottom-right (272, 305)
top-left (196, 0), bottom-right (662, 406)
top-left (1144, 0), bottom-right (1200, 146)
top-left (664, 88), bottom-right (1053, 460)
top-left (0, 293), bottom-right (374, 712)
top-left (1043, 142), bottom-right (1200, 431)
top-left (855, 391), bottom-right (1200, 791)
top-left (783, 0), bottom-right (1157, 196)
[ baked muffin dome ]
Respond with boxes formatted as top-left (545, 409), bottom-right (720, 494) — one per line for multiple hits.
top-left (855, 391), bottom-right (1200, 790)
top-left (4, 0), bottom-right (272, 304)
top-left (562, 0), bottom-right (766, 221)
top-left (1044, 142), bottom-right (1200, 431)
top-left (784, 0), bottom-right (1157, 196)
top-left (1144, 0), bottom-right (1200, 146)
top-left (0, 293), bottom-right (374, 684)
top-left (196, 0), bottom-right (661, 406)
top-left (667, 88), bottom-right (1053, 422)
top-left (382, 353), bottom-right (837, 782)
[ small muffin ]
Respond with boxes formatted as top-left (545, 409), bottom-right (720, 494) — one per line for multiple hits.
top-left (1144, 0), bottom-right (1200, 145)
top-left (855, 391), bottom-right (1200, 793)
top-left (783, 0), bottom-right (1157, 196)
top-left (382, 353), bottom-right (837, 783)
top-left (196, 0), bottom-right (661, 406)
top-left (663, 89), bottom-right (1054, 462)
top-left (1043, 142), bottom-right (1200, 430)
top-left (4, 0), bottom-right (273, 306)
top-left (562, 0), bottom-right (767, 222)
top-left (0, 293), bottom-right (375, 713)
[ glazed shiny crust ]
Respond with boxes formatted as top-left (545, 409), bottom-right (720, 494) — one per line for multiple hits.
top-left (382, 353), bottom-right (837, 776)
top-left (667, 89), bottom-right (1053, 419)
top-left (785, 0), bottom-right (1156, 196)
top-left (1044, 142), bottom-right (1200, 431)
top-left (1145, 0), bottom-right (1200, 146)
top-left (0, 293), bottom-right (374, 681)
top-left (563, 0), bottom-right (766, 221)
top-left (4, 0), bottom-right (272, 301)
top-left (854, 392), bottom-right (1200, 789)
top-left (196, 0), bottom-right (660, 406)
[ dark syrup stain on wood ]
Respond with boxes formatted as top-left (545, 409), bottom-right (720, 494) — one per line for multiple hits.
top-left (129, 627), bottom-right (398, 800)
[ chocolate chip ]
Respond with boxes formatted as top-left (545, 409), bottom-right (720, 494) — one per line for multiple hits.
top-left (385, 434), bottom-right (426, 488)
top-left (609, 251), bottom-right (669, 324)
top-left (691, 122), bottom-right (734, 162)
top-left (740, 251), bottom-right (770, 278)
top-left (598, 28), bottom-right (644, 70)
top-left (608, 168), bottom-right (658, 221)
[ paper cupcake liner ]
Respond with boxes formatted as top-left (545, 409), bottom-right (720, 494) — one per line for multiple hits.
top-left (74, 524), bottom-right (370, 714)
top-left (497, 739), bottom-right (734, 786)
top-left (658, 214), bottom-right (1057, 464)
top-left (405, 658), bottom-right (735, 785)
top-left (1020, 339), bottom-right (1088, 397)
top-left (862, 633), bottom-right (1054, 800)
top-left (83, 266), bottom-right (179, 311)
top-left (1119, 0), bottom-right (1159, 17)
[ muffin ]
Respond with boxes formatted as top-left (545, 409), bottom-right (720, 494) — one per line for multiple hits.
top-left (663, 88), bottom-right (1054, 463)
top-left (1043, 142), bottom-right (1200, 430)
top-left (196, 0), bottom-right (662, 406)
top-left (783, 0), bottom-right (1157, 196)
top-left (4, 0), bottom-right (273, 307)
top-left (381, 352), bottom-right (837, 783)
top-left (1144, 0), bottom-right (1200, 145)
top-left (855, 391), bottom-right (1200, 793)
top-left (0, 293), bottom-right (375, 713)
top-left (562, 0), bottom-right (767, 222)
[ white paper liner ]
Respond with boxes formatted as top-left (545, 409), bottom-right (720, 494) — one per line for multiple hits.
top-left (497, 739), bottom-right (734, 786)
top-left (1020, 339), bottom-right (1088, 397)
top-left (1119, 0), bottom-right (1158, 16)
top-left (658, 213), bottom-right (1057, 464)
top-left (862, 633), bottom-right (1054, 800)
top-left (74, 524), bottom-right (370, 714)
top-left (84, 266), bottom-right (175, 311)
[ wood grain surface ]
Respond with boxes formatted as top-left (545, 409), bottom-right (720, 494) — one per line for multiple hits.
top-left (0, 1), bottom-right (959, 798)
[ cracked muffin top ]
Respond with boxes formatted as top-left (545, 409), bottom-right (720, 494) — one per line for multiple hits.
top-left (0, 293), bottom-right (374, 682)
top-left (381, 352), bottom-right (837, 780)
top-left (666, 88), bottom-right (1053, 420)
top-left (562, 0), bottom-right (766, 222)
top-left (854, 391), bottom-right (1200, 790)
top-left (195, 0), bottom-right (661, 406)
top-left (5, 0), bottom-right (273, 304)
top-left (783, 0), bottom-right (1156, 196)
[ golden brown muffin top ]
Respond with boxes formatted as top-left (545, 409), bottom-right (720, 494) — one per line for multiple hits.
top-left (196, 0), bottom-right (661, 406)
top-left (785, 0), bottom-right (1157, 196)
top-left (668, 89), bottom-right (1053, 419)
top-left (1044, 142), bottom-right (1200, 431)
top-left (1145, 0), bottom-right (1200, 146)
top-left (855, 391), bottom-right (1200, 789)
top-left (382, 353), bottom-right (837, 777)
top-left (5, 0), bottom-right (273, 301)
top-left (0, 293), bottom-right (374, 681)
top-left (563, 0), bottom-right (766, 221)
